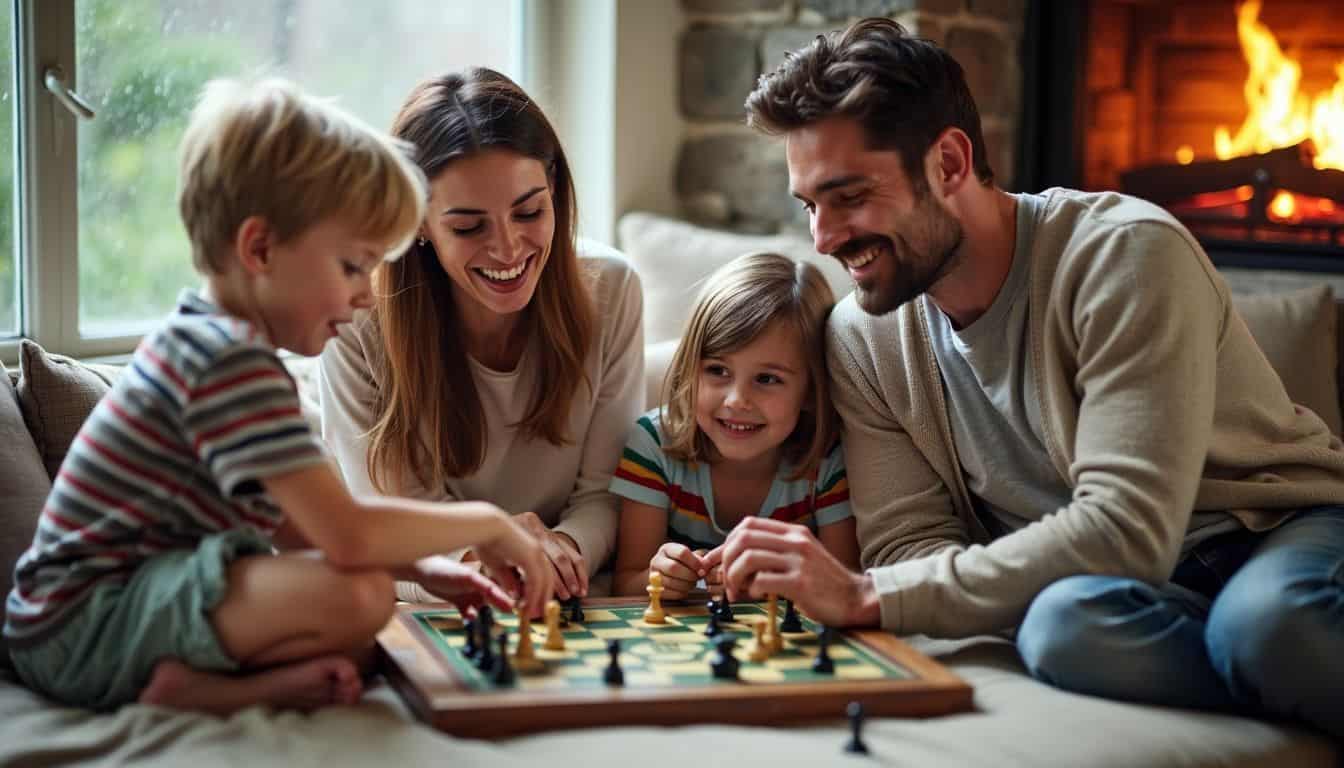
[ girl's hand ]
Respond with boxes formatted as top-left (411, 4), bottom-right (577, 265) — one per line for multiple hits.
top-left (512, 511), bottom-right (589, 601)
top-left (409, 556), bottom-right (514, 615)
top-left (472, 511), bottom-right (555, 620)
top-left (699, 547), bottom-right (726, 588)
top-left (649, 543), bottom-right (706, 599)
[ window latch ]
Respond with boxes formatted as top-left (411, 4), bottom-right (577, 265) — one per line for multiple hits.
top-left (43, 66), bottom-right (97, 121)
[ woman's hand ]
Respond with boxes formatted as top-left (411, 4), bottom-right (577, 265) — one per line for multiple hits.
top-left (649, 543), bottom-right (707, 600)
top-left (512, 511), bottom-right (589, 601)
top-left (472, 511), bottom-right (556, 620)
top-left (408, 556), bottom-right (513, 615)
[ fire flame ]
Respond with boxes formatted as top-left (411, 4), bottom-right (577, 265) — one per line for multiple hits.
top-left (1213, 0), bottom-right (1344, 171)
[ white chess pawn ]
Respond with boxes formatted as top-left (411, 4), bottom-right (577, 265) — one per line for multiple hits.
top-left (544, 599), bottom-right (565, 651)
top-left (515, 607), bottom-right (536, 661)
top-left (643, 571), bottom-right (667, 624)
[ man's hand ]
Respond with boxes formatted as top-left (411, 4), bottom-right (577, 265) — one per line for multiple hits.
top-left (649, 543), bottom-right (707, 600)
top-left (513, 512), bottom-right (589, 601)
top-left (407, 556), bottom-right (513, 615)
top-left (719, 517), bottom-right (880, 627)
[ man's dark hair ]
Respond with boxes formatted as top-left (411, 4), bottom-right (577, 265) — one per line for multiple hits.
top-left (746, 17), bottom-right (994, 188)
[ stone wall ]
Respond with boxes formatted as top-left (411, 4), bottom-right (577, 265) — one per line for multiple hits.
top-left (676, 0), bottom-right (1025, 233)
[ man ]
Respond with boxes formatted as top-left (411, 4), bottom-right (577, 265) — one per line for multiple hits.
top-left (718, 17), bottom-right (1344, 737)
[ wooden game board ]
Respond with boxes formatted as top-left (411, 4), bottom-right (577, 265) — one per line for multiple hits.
top-left (377, 598), bottom-right (973, 737)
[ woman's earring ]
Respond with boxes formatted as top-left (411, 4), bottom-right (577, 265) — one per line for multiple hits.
top-left (417, 236), bottom-right (428, 247)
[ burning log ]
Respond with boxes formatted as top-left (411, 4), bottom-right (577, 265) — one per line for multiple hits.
top-left (1120, 142), bottom-right (1344, 208)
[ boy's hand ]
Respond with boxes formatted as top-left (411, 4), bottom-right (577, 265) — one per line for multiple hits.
top-left (473, 512), bottom-right (555, 620)
top-left (512, 511), bottom-right (589, 601)
top-left (409, 556), bottom-right (513, 615)
top-left (649, 543), bottom-right (705, 600)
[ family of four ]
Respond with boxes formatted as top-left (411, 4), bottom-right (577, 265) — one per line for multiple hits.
top-left (5, 18), bottom-right (1342, 740)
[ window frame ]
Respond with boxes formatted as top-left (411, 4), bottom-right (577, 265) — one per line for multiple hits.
top-left (5, 0), bottom-right (532, 365)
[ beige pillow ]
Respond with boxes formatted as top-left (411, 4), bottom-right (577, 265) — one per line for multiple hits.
top-left (617, 211), bottom-right (853, 345)
top-left (16, 340), bottom-right (123, 479)
top-left (1231, 285), bottom-right (1341, 436)
top-left (0, 361), bottom-right (52, 667)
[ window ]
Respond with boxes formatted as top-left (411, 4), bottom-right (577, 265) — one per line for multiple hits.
top-left (12, 0), bottom-right (522, 358)
top-left (1, 3), bottom-right (15, 339)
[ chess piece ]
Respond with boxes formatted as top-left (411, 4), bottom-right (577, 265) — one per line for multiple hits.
top-left (747, 619), bottom-right (771, 663)
top-left (603, 639), bottom-right (624, 686)
top-left (544, 599), bottom-right (565, 650)
top-left (515, 607), bottom-right (535, 661)
top-left (491, 633), bottom-right (515, 685)
top-left (781, 598), bottom-right (804, 633)
top-left (762, 593), bottom-right (782, 652)
top-left (844, 701), bottom-right (869, 755)
top-left (813, 626), bottom-right (835, 674)
top-left (462, 616), bottom-right (479, 659)
top-left (567, 597), bottom-right (585, 624)
top-left (704, 600), bottom-right (722, 637)
top-left (643, 571), bottom-right (666, 624)
top-left (717, 597), bottom-right (734, 623)
top-left (475, 625), bottom-right (495, 671)
top-left (709, 634), bottom-right (740, 680)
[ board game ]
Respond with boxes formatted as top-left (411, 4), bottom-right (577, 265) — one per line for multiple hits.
top-left (377, 597), bottom-right (973, 737)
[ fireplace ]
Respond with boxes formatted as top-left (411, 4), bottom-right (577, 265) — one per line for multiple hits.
top-left (1018, 0), bottom-right (1344, 270)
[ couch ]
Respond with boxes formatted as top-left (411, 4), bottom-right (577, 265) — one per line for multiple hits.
top-left (0, 210), bottom-right (1338, 767)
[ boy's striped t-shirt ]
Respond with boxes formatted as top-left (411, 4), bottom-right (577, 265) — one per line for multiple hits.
top-left (609, 409), bottom-right (851, 551)
top-left (3, 290), bottom-right (328, 647)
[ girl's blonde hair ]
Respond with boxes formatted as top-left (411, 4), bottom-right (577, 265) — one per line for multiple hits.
top-left (660, 252), bottom-right (838, 480)
top-left (366, 68), bottom-right (594, 494)
top-left (178, 78), bottom-right (426, 273)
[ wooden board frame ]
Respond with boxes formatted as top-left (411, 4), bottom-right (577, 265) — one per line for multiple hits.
top-left (377, 598), bottom-right (973, 738)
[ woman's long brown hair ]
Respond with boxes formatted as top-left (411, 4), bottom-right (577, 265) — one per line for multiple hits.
top-left (367, 68), bottom-right (594, 494)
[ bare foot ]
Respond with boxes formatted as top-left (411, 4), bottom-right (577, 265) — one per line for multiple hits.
top-left (138, 656), bottom-right (362, 716)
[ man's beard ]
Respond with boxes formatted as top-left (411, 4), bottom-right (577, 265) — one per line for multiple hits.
top-left (839, 198), bottom-right (963, 317)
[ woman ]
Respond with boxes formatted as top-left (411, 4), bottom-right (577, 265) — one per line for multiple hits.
top-left (319, 68), bottom-right (644, 602)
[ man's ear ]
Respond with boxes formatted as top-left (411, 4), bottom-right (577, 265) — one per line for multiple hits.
top-left (235, 216), bottom-right (273, 274)
top-left (929, 127), bottom-right (974, 197)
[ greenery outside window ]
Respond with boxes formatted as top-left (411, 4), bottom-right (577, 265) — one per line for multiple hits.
top-left (11, 0), bottom-right (522, 360)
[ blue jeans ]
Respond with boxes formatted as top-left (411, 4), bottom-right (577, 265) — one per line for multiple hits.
top-left (1016, 506), bottom-right (1344, 739)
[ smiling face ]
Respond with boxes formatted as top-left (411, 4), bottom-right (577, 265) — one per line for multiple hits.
top-left (787, 116), bottom-right (964, 317)
top-left (694, 320), bottom-right (810, 469)
top-left (420, 148), bottom-right (556, 326)
top-left (255, 216), bottom-right (382, 356)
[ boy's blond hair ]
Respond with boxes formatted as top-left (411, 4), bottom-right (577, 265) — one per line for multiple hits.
top-left (660, 251), bottom-right (838, 481)
top-left (178, 78), bottom-right (427, 274)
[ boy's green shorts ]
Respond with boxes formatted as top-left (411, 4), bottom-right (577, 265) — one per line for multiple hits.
top-left (10, 528), bottom-right (272, 710)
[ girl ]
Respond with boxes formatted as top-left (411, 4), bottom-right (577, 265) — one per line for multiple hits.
top-left (319, 69), bottom-right (644, 604)
top-left (611, 252), bottom-right (859, 599)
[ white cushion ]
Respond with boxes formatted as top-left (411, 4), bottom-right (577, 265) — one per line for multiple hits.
top-left (618, 211), bottom-right (852, 345)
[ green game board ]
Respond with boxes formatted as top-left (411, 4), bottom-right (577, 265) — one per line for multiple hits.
top-left (412, 602), bottom-right (913, 691)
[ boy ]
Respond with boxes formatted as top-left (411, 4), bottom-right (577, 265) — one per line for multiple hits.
top-left (4, 78), bottom-right (553, 715)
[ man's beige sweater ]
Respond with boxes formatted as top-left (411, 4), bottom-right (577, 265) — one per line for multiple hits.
top-left (826, 188), bottom-right (1344, 637)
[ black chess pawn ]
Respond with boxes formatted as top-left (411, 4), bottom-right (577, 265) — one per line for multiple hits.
top-left (717, 598), bottom-right (735, 623)
top-left (709, 634), bottom-right (740, 680)
top-left (474, 607), bottom-right (496, 670)
top-left (780, 598), bottom-right (804, 633)
top-left (603, 639), bottom-right (624, 686)
top-left (704, 600), bottom-right (722, 637)
top-left (812, 626), bottom-right (835, 674)
top-left (567, 597), bottom-right (585, 624)
top-left (844, 701), bottom-right (869, 755)
top-left (462, 616), bottom-right (479, 659)
top-left (476, 605), bottom-right (494, 642)
top-left (491, 633), bottom-right (515, 686)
